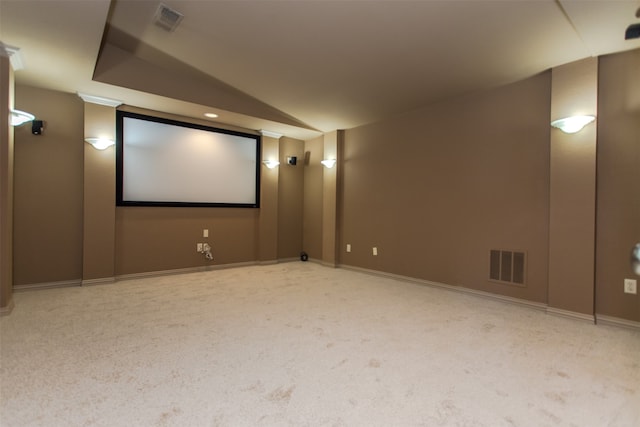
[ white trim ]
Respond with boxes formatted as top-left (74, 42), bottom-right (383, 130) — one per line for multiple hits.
top-left (77, 92), bottom-right (123, 108)
top-left (13, 279), bottom-right (81, 292)
top-left (1, 44), bottom-right (24, 70)
top-left (546, 307), bottom-right (595, 323)
top-left (115, 262), bottom-right (257, 281)
top-left (259, 129), bottom-right (283, 139)
top-left (596, 314), bottom-right (640, 331)
top-left (338, 264), bottom-right (548, 312)
top-left (116, 266), bottom-right (208, 280)
top-left (0, 299), bottom-right (15, 316)
top-left (307, 257), bottom-right (332, 267)
top-left (82, 277), bottom-right (116, 286)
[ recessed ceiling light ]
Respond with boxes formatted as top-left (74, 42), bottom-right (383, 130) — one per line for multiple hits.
top-left (204, 113), bottom-right (218, 118)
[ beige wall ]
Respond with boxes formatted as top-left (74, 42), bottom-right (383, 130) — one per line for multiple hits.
top-left (321, 131), bottom-right (340, 267)
top-left (9, 50), bottom-right (638, 323)
top-left (83, 103), bottom-right (116, 282)
top-left (115, 207), bottom-right (258, 275)
top-left (0, 54), bottom-right (14, 311)
top-left (277, 137), bottom-right (304, 259)
top-left (595, 49), bottom-right (640, 322)
top-left (302, 136), bottom-right (324, 259)
top-left (339, 72), bottom-right (551, 303)
top-left (13, 86), bottom-right (84, 286)
top-left (12, 92), bottom-right (304, 281)
top-left (258, 135), bottom-right (280, 263)
top-left (548, 58), bottom-right (598, 317)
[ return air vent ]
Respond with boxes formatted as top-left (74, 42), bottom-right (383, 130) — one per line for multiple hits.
top-left (489, 249), bottom-right (526, 285)
top-left (154, 3), bottom-right (184, 32)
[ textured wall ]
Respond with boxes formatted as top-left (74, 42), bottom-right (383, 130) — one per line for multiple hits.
top-left (0, 54), bottom-right (14, 309)
top-left (13, 86), bottom-right (84, 286)
top-left (302, 136), bottom-right (324, 260)
top-left (339, 72), bottom-right (551, 303)
top-left (595, 49), bottom-right (640, 322)
top-left (277, 137), bottom-right (304, 259)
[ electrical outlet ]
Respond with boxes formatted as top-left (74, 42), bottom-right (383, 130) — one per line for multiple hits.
top-left (203, 229), bottom-right (209, 238)
top-left (372, 247), bottom-right (378, 256)
top-left (624, 278), bottom-right (637, 294)
top-left (346, 244), bottom-right (351, 253)
top-left (197, 243), bottom-right (203, 253)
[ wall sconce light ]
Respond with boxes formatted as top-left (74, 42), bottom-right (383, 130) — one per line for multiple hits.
top-left (85, 137), bottom-right (115, 150)
top-left (550, 115), bottom-right (596, 134)
top-left (263, 160), bottom-right (280, 169)
top-left (10, 109), bottom-right (35, 126)
top-left (321, 159), bottom-right (337, 168)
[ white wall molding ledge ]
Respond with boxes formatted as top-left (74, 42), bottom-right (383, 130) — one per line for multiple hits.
top-left (0, 298), bottom-right (14, 316)
top-left (596, 314), bottom-right (640, 331)
top-left (115, 261), bottom-right (258, 282)
top-left (81, 277), bottom-right (116, 286)
top-left (545, 307), bottom-right (595, 324)
top-left (13, 279), bottom-right (82, 292)
top-left (338, 265), bottom-right (548, 313)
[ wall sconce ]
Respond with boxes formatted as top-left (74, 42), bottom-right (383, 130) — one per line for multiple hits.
top-left (550, 115), bottom-right (595, 134)
top-left (321, 159), bottom-right (336, 168)
top-left (85, 137), bottom-right (115, 150)
top-left (10, 109), bottom-right (35, 126)
top-left (263, 160), bottom-right (280, 169)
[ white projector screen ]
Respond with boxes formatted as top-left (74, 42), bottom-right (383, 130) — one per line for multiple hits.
top-left (116, 111), bottom-right (260, 207)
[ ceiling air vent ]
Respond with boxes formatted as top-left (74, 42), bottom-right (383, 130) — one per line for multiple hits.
top-left (154, 3), bottom-right (184, 32)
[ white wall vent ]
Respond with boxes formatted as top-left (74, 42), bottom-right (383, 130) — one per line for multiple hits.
top-left (489, 249), bottom-right (526, 285)
top-left (154, 3), bottom-right (184, 32)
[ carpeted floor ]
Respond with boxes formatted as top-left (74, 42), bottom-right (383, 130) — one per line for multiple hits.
top-left (0, 262), bottom-right (638, 426)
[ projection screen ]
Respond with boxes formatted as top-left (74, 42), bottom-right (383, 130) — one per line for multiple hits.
top-left (116, 111), bottom-right (260, 207)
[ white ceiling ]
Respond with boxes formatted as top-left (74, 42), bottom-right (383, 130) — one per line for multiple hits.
top-left (2, 0), bottom-right (639, 140)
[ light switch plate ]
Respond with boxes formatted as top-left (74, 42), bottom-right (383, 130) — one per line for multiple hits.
top-left (624, 278), bottom-right (637, 294)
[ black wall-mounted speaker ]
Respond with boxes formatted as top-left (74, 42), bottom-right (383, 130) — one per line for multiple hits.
top-left (32, 120), bottom-right (43, 135)
top-left (625, 23), bottom-right (640, 40)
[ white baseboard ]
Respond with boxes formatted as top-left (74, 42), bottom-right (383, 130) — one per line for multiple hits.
top-left (546, 307), bottom-right (595, 324)
top-left (306, 257), bottom-right (337, 268)
top-left (9, 260), bottom-right (304, 293)
top-left (596, 314), bottom-right (640, 331)
top-left (342, 265), bottom-right (607, 325)
top-left (0, 298), bottom-right (14, 316)
top-left (116, 261), bottom-right (258, 281)
top-left (82, 277), bottom-right (116, 286)
top-left (13, 279), bottom-right (82, 292)
top-left (339, 264), bottom-right (547, 313)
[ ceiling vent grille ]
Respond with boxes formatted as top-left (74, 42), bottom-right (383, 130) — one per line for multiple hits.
top-left (154, 3), bottom-right (184, 32)
top-left (489, 249), bottom-right (526, 286)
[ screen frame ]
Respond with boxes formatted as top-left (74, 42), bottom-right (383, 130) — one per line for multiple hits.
top-left (116, 110), bottom-right (261, 208)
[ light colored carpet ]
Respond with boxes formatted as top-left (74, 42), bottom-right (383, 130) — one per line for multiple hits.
top-left (0, 262), bottom-right (638, 427)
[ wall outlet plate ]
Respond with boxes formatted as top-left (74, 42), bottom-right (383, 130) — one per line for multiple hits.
top-left (346, 244), bottom-right (351, 253)
top-left (624, 278), bottom-right (637, 294)
top-left (372, 247), bottom-right (378, 256)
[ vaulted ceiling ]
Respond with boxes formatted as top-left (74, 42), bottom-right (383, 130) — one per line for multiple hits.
top-left (2, 0), bottom-right (639, 140)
